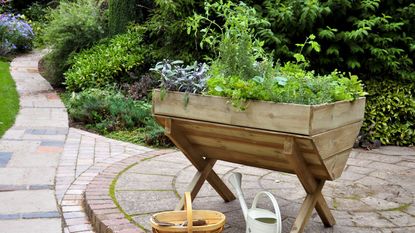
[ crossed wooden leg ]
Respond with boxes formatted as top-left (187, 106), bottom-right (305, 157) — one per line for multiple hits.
top-left (284, 137), bottom-right (336, 233)
top-left (158, 117), bottom-right (236, 210)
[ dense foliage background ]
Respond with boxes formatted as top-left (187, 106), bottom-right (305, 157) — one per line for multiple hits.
top-left (3, 0), bottom-right (415, 146)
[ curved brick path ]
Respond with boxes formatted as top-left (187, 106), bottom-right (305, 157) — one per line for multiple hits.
top-left (111, 148), bottom-right (415, 233)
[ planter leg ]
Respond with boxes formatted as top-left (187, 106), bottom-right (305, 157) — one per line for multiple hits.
top-left (284, 137), bottom-right (335, 233)
top-left (161, 117), bottom-right (236, 210)
top-left (175, 158), bottom-right (216, 210)
top-left (315, 194), bottom-right (336, 227)
top-left (290, 182), bottom-right (324, 233)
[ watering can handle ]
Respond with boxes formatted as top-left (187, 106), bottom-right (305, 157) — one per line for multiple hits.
top-left (252, 191), bottom-right (282, 233)
top-left (184, 192), bottom-right (193, 233)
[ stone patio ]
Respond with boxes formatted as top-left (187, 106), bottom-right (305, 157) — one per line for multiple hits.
top-left (111, 148), bottom-right (415, 233)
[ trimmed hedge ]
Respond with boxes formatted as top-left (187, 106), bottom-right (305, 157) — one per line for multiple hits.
top-left (362, 81), bottom-right (415, 146)
top-left (64, 28), bottom-right (145, 91)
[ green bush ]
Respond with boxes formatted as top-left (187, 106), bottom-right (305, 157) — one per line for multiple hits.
top-left (144, 0), bottom-right (208, 63)
top-left (108, 0), bottom-right (136, 35)
top-left (64, 28), bottom-right (145, 91)
top-left (362, 81), bottom-right (415, 146)
top-left (255, 0), bottom-right (415, 80)
top-left (41, 0), bottom-right (107, 86)
top-left (68, 89), bottom-right (145, 131)
top-left (23, 2), bottom-right (51, 48)
top-left (67, 89), bottom-right (170, 146)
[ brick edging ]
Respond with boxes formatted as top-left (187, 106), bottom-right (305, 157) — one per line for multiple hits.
top-left (84, 150), bottom-right (175, 233)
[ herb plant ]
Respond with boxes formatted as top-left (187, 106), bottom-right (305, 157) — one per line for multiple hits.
top-left (186, 2), bottom-right (366, 109)
top-left (150, 60), bottom-right (209, 94)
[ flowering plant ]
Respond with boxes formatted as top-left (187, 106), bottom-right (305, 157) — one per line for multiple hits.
top-left (0, 13), bottom-right (34, 55)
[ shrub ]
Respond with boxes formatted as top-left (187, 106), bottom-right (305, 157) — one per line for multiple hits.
top-left (41, 0), bottom-right (107, 86)
top-left (121, 73), bottom-right (158, 101)
top-left (255, 0), bottom-right (415, 81)
top-left (0, 13), bottom-right (34, 55)
top-left (144, 0), bottom-right (208, 63)
top-left (68, 89), bottom-right (148, 131)
top-left (64, 28), bottom-right (145, 91)
top-left (10, 0), bottom-right (54, 11)
top-left (23, 2), bottom-right (51, 48)
top-left (362, 81), bottom-right (415, 146)
top-left (67, 88), bottom-right (170, 146)
top-left (108, 0), bottom-right (136, 35)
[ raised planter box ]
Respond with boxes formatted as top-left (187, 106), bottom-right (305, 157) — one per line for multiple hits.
top-left (153, 90), bottom-right (365, 180)
top-left (152, 89), bottom-right (366, 233)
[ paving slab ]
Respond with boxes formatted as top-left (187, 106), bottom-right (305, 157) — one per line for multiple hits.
top-left (0, 219), bottom-right (62, 233)
top-left (0, 167), bottom-right (56, 185)
top-left (7, 149), bottom-right (60, 168)
top-left (0, 190), bottom-right (58, 214)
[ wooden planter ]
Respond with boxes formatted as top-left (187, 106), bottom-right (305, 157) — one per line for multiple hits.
top-left (152, 90), bottom-right (365, 233)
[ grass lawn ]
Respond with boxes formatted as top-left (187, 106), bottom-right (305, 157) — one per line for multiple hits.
top-left (0, 61), bottom-right (19, 137)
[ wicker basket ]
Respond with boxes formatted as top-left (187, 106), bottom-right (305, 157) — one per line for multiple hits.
top-left (150, 192), bottom-right (226, 233)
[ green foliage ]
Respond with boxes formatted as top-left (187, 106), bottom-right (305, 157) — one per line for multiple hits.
top-left (186, 2), bottom-right (366, 109)
top-left (188, 1), bottom-right (269, 81)
top-left (255, 0), bottom-right (415, 80)
top-left (108, 0), bottom-right (136, 35)
top-left (23, 2), bottom-right (51, 47)
top-left (207, 62), bottom-right (366, 109)
top-left (67, 89), bottom-right (170, 146)
top-left (0, 61), bottom-right (19, 137)
top-left (41, 0), bottom-right (107, 86)
top-left (64, 28), bottom-right (145, 91)
top-left (362, 81), bottom-right (415, 146)
top-left (144, 0), bottom-right (207, 62)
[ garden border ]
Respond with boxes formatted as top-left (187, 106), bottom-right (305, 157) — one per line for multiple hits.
top-left (83, 150), bottom-right (174, 233)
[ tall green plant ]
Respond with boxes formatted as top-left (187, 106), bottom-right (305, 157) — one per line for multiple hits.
top-left (41, 0), bottom-right (107, 86)
top-left (188, 1), bottom-right (270, 80)
top-left (108, 0), bottom-right (136, 35)
top-left (144, 0), bottom-right (207, 62)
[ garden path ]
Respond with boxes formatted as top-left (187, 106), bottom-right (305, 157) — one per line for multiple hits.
top-left (0, 52), bottom-right (154, 233)
top-left (0, 51), bottom-right (67, 233)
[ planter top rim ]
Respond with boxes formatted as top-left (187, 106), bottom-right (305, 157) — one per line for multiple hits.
top-left (153, 89), bottom-right (366, 107)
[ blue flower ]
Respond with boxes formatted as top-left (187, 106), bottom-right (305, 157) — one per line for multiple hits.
top-left (0, 12), bottom-right (34, 55)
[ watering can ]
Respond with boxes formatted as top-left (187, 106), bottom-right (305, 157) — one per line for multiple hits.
top-left (228, 172), bottom-right (282, 233)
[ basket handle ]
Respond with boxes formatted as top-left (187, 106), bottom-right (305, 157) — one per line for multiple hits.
top-left (184, 192), bottom-right (193, 233)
